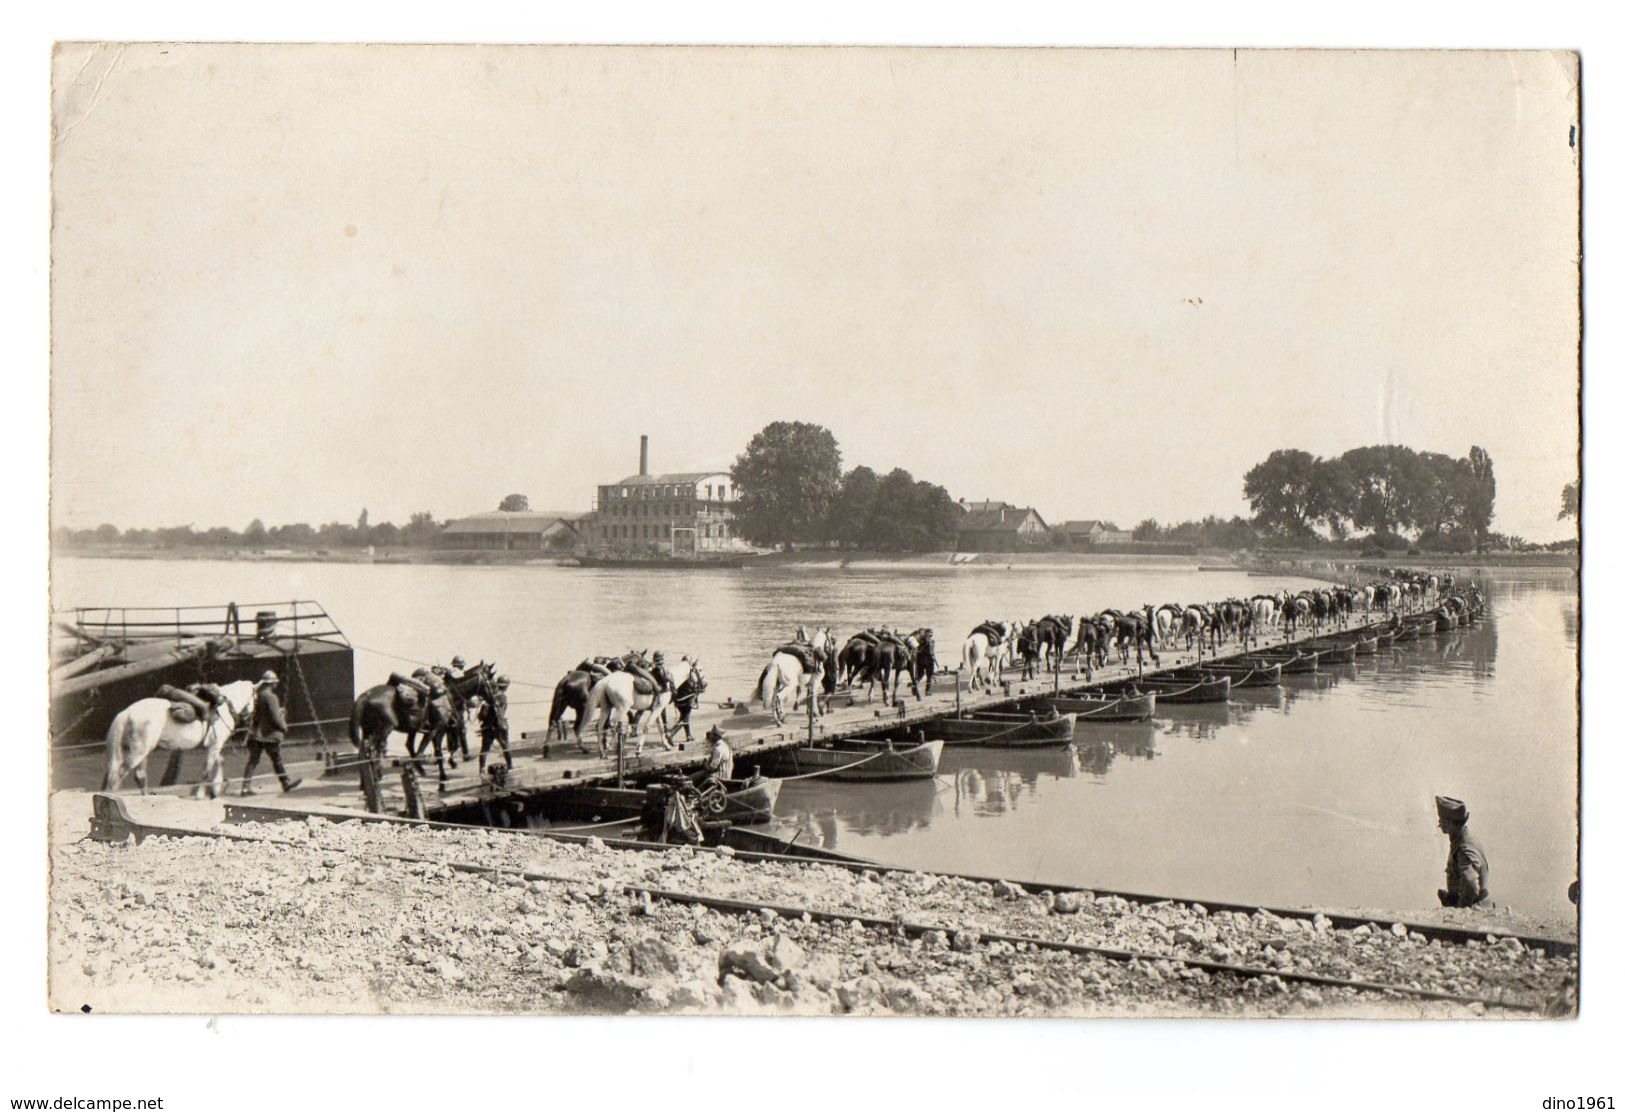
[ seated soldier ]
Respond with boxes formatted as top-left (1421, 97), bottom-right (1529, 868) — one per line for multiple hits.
top-left (704, 726), bottom-right (734, 782)
top-left (1436, 795), bottom-right (1491, 908)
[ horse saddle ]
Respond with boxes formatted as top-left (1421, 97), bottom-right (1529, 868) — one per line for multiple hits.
top-left (971, 622), bottom-right (1004, 643)
top-left (156, 683), bottom-right (209, 723)
top-left (775, 643), bottom-right (817, 670)
top-left (576, 660), bottom-right (610, 678)
top-left (394, 684), bottom-right (422, 712)
top-left (630, 676), bottom-right (658, 696)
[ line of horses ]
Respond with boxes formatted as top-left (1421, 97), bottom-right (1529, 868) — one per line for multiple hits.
top-left (349, 662), bottom-right (506, 789)
top-left (343, 567), bottom-right (1466, 787)
top-left (99, 565), bottom-right (1474, 800)
top-left (959, 570), bottom-right (1462, 691)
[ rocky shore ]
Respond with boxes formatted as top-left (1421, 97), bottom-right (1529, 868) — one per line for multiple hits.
top-left (48, 806), bottom-right (1578, 1018)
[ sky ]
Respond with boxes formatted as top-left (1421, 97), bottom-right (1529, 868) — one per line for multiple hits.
top-left (50, 45), bottom-right (1581, 541)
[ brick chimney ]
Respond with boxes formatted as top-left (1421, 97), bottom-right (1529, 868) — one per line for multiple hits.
top-left (639, 434), bottom-right (649, 477)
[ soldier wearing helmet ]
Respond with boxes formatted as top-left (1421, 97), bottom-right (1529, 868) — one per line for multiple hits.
top-left (478, 674), bottom-right (512, 773)
top-left (650, 651), bottom-right (673, 694)
top-left (240, 670), bottom-right (301, 795)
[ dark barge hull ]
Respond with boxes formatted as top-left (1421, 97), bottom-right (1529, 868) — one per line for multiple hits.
top-left (51, 601), bottom-right (355, 751)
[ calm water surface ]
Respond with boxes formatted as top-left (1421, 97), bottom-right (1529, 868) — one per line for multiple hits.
top-left (52, 557), bottom-right (1579, 917)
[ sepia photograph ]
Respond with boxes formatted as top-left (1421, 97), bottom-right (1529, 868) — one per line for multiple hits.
top-left (45, 41), bottom-right (1583, 1022)
top-left (21, 18), bottom-right (1610, 1103)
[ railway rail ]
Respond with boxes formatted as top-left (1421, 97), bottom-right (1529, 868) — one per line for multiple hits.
top-left (86, 793), bottom-right (1572, 1014)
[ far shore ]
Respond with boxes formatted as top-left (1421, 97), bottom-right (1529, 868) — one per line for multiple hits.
top-left (53, 544), bottom-right (1577, 574)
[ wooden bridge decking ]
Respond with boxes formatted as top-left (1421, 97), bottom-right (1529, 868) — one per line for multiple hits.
top-left (235, 611), bottom-right (1404, 822)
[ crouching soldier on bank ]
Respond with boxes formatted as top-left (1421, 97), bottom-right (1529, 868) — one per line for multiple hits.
top-left (1436, 795), bottom-right (1490, 908)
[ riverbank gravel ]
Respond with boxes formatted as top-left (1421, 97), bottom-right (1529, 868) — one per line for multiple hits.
top-left (47, 811), bottom-right (1578, 1017)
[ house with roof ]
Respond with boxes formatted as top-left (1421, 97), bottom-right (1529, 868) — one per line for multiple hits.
top-left (437, 510), bottom-right (590, 550)
top-left (1054, 519), bottom-right (1132, 546)
top-left (591, 436), bottom-right (744, 555)
top-left (954, 499), bottom-right (1051, 551)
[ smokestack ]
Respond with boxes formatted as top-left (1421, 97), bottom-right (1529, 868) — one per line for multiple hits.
top-left (639, 435), bottom-right (649, 477)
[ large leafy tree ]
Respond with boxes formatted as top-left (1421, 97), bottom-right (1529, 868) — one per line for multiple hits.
top-left (863, 469), bottom-right (920, 551)
top-left (1307, 457), bottom-right (1357, 538)
top-left (911, 481), bottom-right (962, 551)
top-left (1341, 444), bottom-right (1420, 536)
top-left (1462, 446), bottom-right (1496, 548)
top-left (826, 466), bottom-right (880, 548)
top-left (1412, 451), bottom-right (1471, 536)
top-left (1243, 449), bottom-right (1319, 537)
top-left (731, 421), bottom-right (843, 548)
top-left (498, 493), bottom-right (530, 512)
top-left (1559, 480), bottom-right (1579, 521)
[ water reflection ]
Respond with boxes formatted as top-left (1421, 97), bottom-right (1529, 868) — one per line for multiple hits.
top-left (1073, 724), bottom-right (1160, 774)
top-left (934, 746), bottom-right (1083, 817)
top-left (768, 577), bottom-right (1577, 916)
top-left (1229, 686), bottom-right (1286, 713)
top-left (1158, 702), bottom-right (1251, 741)
top-left (776, 779), bottom-right (943, 850)
top-left (50, 558), bottom-right (1578, 916)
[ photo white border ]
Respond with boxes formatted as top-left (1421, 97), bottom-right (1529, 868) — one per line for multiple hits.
top-left (6, 5), bottom-right (1614, 1109)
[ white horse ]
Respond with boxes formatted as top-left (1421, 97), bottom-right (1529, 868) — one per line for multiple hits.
top-left (960, 621), bottom-right (1013, 693)
top-left (994, 618), bottom-right (1026, 677)
top-left (1152, 604), bottom-right (1183, 648)
top-left (759, 626), bottom-right (831, 726)
top-left (576, 669), bottom-right (675, 758)
top-left (1180, 606), bottom-right (1210, 654)
top-left (1252, 595), bottom-right (1279, 630)
top-left (103, 680), bottom-right (256, 799)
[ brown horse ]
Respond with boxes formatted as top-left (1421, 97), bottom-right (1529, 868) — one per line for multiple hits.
top-left (864, 635), bottom-right (918, 706)
top-left (547, 659), bottom-right (614, 741)
top-left (349, 664), bottom-right (496, 790)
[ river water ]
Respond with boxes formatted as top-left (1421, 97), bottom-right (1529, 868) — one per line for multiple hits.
top-left (51, 556), bottom-right (1579, 918)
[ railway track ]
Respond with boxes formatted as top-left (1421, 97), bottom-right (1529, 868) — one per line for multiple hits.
top-left (210, 797), bottom-right (1570, 957)
top-left (89, 794), bottom-right (1571, 1014)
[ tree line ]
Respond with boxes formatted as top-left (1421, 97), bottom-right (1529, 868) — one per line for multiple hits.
top-left (730, 421), bottom-right (961, 551)
top-left (1130, 516), bottom-right (1263, 550)
top-left (1242, 444), bottom-right (1500, 552)
top-left (54, 509), bottom-right (445, 551)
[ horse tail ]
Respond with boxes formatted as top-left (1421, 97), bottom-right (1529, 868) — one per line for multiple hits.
top-left (349, 698), bottom-right (368, 752)
top-left (758, 660), bottom-right (776, 708)
top-left (102, 709), bottom-right (133, 790)
top-left (547, 679), bottom-right (570, 732)
top-left (578, 680), bottom-right (608, 740)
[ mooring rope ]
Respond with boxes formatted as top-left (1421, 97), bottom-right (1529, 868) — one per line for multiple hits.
top-left (771, 748), bottom-right (891, 782)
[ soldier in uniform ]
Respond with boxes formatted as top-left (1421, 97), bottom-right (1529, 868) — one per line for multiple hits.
top-left (649, 651), bottom-right (673, 693)
top-left (240, 671), bottom-right (302, 795)
top-left (443, 657), bottom-right (471, 763)
top-left (703, 725), bottom-right (734, 782)
top-left (478, 674), bottom-right (512, 773)
top-left (1436, 795), bottom-right (1490, 908)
